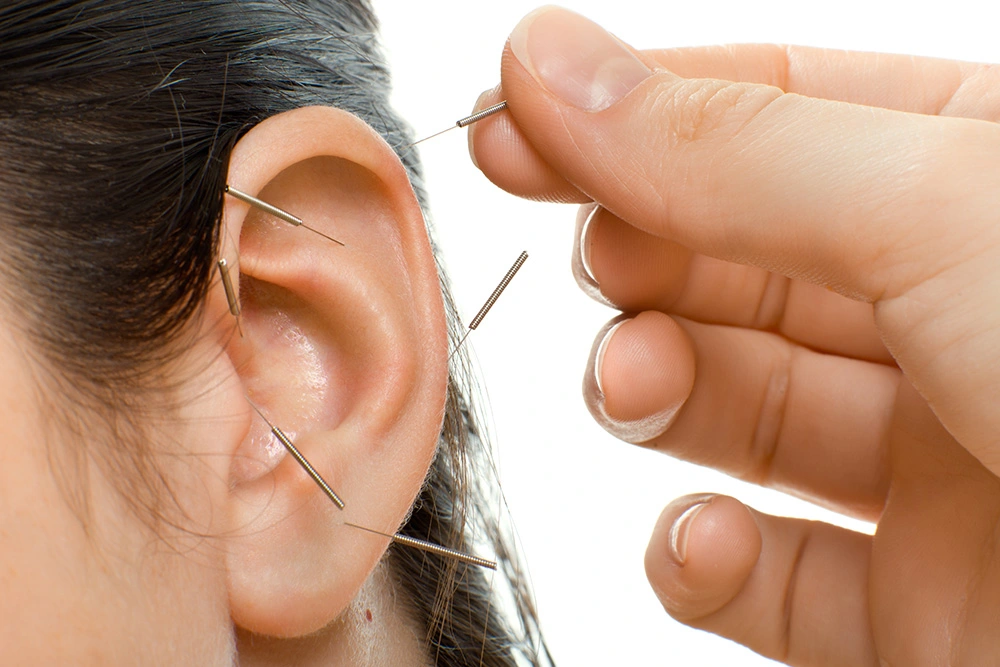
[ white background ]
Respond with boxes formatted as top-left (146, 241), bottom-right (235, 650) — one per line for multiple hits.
top-left (376, 2), bottom-right (1000, 665)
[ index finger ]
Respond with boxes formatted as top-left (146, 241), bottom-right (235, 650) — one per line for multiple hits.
top-left (475, 7), bottom-right (1000, 302)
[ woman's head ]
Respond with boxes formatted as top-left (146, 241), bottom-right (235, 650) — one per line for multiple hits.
top-left (0, 1), bottom-right (544, 664)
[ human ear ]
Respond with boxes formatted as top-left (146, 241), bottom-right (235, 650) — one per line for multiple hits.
top-left (214, 106), bottom-right (448, 637)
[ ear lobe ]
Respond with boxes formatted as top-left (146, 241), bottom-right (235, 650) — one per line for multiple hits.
top-left (217, 107), bottom-right (448, 637)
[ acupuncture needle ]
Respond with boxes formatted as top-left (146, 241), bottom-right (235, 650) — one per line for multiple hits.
top-left (243, 397), bottom-right (497, 569)
top-left (411, 100), bottom-right (508, 146)
top-left (217, 258), bottom-right (243, 337)
top-left (224, 185), bottom-right (346, 246)
top-left (245, 396), bottom-right (346, 510)
top-left (345, 522), bottom-right (498, 571)
top-left (451, 250), bottom-right (528, 359)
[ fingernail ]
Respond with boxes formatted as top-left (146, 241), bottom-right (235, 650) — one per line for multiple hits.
top-left (572, 206), bottom-right (615, 308)
top-left (579, 205), bottom-right (599, 285)
top-left (583, 314), bottom-right (686, 444)
top-left (668, 499), bottom-right (711, 565)
top-left (593, 317), bottom-right (626, 395)
top-left (508, 7), bottom-right (651, 112)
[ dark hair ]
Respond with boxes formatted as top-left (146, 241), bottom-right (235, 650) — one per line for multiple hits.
top-left (0, 1), bottom-right (551, 664)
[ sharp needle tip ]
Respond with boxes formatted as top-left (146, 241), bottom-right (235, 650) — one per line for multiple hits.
top-left (303, 224), bottom-right (346, 246)
top-left (244, 396), bottom-right (270, 425)
top-left (410, 125), bottom-right (456, 146)
top-left (449, 329), bottom-right (472, 360)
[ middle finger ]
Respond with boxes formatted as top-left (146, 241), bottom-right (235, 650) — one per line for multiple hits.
top-left (586, 311), bottom-right (899, 519)
top-left (575, 205), bottom-right (894, 364)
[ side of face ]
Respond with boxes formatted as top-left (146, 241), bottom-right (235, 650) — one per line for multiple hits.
top-left (0, 106), bottom-right (449, 665)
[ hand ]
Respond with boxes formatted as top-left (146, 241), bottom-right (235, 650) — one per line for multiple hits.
top-left (470, 7), bottom-right (1000, 666)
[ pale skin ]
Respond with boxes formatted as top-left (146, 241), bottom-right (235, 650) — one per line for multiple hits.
top-left (0, 106), bottom-right (448, 665)
top-left (470, 7), bottom-right (1000, 666)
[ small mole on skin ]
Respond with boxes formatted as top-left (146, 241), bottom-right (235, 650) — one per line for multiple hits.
top-left (365, 609), bottom-right (373, 623)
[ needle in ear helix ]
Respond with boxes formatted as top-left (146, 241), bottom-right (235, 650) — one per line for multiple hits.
top-left (224, 185), bottom-right (346, 246)
top-left (217, 258), bottom-right (243, 337)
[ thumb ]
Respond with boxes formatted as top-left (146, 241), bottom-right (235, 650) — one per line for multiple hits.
top-left (496, 6), bottom-right (999, 302)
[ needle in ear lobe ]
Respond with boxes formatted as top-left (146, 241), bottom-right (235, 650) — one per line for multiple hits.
top-left (241, 395), bottom-right (495, 568)
top-left (345, 522), bottom-right (498, 571)
top-left (224, 185), bottom-right (346, 246)
top-left (245, 396), bottom-right (346, 510)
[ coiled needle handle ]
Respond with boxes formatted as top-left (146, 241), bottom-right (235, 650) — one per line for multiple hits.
top-left (451, 250), bottom-right (528, 358)
top-left (411, 101), bottom-right (509, 146)
top-left (468, 250), bottom-right (527, 331)
top-left (456, 100), bottom-right (508, 128)
top-left (245, 396), bottom-right (346, 510)
top-left (345, 522), bottom-right (497, 570)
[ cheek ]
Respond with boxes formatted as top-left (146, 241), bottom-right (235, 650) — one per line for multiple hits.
top-left (0, 416), bottom-right (236, 664)
top-left (0, 327), bottom-right (251, 664)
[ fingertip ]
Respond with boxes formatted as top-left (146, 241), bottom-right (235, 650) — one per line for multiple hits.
top-left (583, 311), bottom-right (696, 444)
top-left (468, 86), bottom-right (588, 203)
top-left (645, 495), bottom-right (761, 622)
top-left (597, 310), bottom-right (695, 431)
top-left (571, 204), bottom-right (616, 307)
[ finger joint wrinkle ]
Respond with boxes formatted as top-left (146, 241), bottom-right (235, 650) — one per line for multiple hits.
top-left (779, 528), bottom-right (813, 663)
top-left (748, 342), bottom-right (793, 485)
top-left (752, 273), bottom-right (792, 331)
